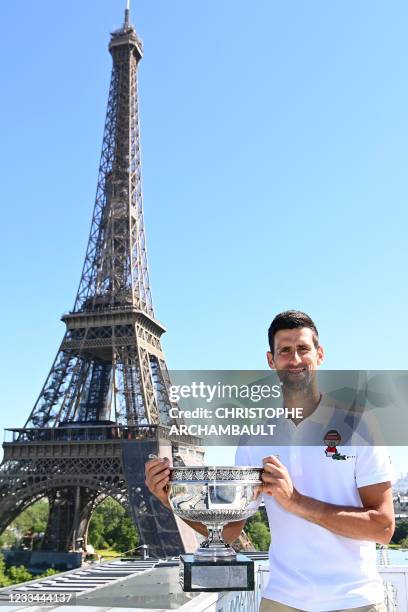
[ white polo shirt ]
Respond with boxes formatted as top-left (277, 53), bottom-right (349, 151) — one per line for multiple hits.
top-left (234, 399), bottom-right (394, 612)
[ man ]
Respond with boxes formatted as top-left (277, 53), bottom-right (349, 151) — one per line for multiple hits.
top-left (145, 310), bottom-right (395, 612)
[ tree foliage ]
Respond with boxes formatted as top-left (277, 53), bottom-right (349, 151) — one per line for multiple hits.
top-left (7, 565), bottom-right (33, 584)
top-left (14, 501), bottom-right (49, 535)
top-left (244, 507), bottom-right (271, 551)
top-left (398, 536), bottom-right (408, 548)
top-left (88, 498), bottom-right (138, 553)
top-left (0, 497), bottom-right (138, 585)
top-left (0, 554), bottom-right (59, 587)
top-left (0, 499), bottom-right (49, 549)
top-left (246, 521), bottom-right (271, 551)
top-left (392, 520), bottom-right (408, 545)
top-left (0, 554), bottom-right (11, 587)
top-left (0, 497), bottom-right (139, 555)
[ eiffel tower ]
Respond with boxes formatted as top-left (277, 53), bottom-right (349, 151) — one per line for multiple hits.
top-left (0, 4), bottom-right (203, 559)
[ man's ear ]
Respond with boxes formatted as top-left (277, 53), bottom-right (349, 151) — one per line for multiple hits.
top-left (317, 344), bottom-right (324, 366)
top-left (266, 351), bottom-right (275, 369)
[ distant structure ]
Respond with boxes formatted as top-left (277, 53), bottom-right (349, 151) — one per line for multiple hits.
top-left (394, 473), bottom-right (408, 493)
top-left (0, 4), bottom-right (203, 559)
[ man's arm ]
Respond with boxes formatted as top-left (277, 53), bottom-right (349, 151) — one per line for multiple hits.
top-left (223, 519), bottom-right (247, 544)
top-left (263, 455), bottom-right (395, 545)
top-left (144, 458), bottom-right (246, 542)
top-left (289, 482), bottom-right (394, 544)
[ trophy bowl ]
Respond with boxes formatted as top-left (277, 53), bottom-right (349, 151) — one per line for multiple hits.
top-left (168, 466), bottom-right (263, 560)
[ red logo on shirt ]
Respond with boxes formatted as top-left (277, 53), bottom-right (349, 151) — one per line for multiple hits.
top-left (323, 430), bottom-right (347, 460)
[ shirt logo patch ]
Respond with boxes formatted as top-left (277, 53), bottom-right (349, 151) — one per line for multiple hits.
top-left (323, 430), bottom-right (347, 460)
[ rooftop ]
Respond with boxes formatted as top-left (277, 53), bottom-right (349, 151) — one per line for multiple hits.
top-left (0, 552), bottom-right (404, 611)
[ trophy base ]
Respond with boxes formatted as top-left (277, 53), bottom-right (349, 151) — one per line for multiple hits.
top-left (195, 543), bottom-right (236, 559)
top-left (179, 553), bottom-right (255, 592)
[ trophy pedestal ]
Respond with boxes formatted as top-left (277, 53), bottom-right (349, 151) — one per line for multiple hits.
top-left (179, 554), bottom-right (254, 592)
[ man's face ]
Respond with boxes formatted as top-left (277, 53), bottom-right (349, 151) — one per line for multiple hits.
top-left (266, 327), bottom-right (324, 391)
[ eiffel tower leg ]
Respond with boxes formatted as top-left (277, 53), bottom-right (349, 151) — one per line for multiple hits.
top-left (41, 487), bottom-right (100, 552)
top-left (0, 457), bottom-right (49, 536)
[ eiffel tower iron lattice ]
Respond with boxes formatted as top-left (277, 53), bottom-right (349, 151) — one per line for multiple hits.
top-left (0, 5), bottom-right (203, 559)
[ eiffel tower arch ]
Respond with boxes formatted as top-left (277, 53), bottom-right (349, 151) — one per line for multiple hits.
top-left (0, 5), bottom-right (203, 559)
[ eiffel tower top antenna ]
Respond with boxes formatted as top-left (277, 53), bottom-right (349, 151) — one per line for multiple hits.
top-left (124, 0), bottom-right (131, 29)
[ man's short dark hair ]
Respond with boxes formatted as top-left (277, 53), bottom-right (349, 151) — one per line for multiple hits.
top-left (268, 310), bottom-right (319, 354)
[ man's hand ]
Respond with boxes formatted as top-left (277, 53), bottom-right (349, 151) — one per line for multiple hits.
top-left (144, 457), bottom-right (171, 509)
top-left (262, 455), bottom-right (299, 511)
top-left (145, 456), bottom-right (211, 538)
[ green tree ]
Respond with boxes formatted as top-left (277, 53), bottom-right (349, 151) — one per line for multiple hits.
top-left (0, 529), bottom-right (18, 549)
top-left (244, 508), bottom-right (271, 551)
top-left (0, 555), bottom-right (11, 588)
top-left (0, 554), bottom-right (38, 587)
top-left (392, 520), bottom-right (408, 545)
top-left (88, 509), bottom-right (108, 549)
top-left (246, 521), bottom-right (271, 551)
top-left (13, 500), bottom-right (49, 535)
top-left (7, 565), bottom-right (33, 584)
top-left (39, 568), bottom-right (60, 577)
top-left (88, 498), bottom-right (139, 553)
top-left (0, 499), bottom-right (49, 549)
top-left (108, 515), bottom-right (138, 552)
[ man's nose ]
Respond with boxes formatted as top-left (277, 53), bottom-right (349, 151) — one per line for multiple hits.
top-left (288, 351), bottom-right (302, 365)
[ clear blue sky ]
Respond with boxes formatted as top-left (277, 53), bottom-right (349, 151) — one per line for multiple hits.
top-left (0, 1), bottom-right (407, 474)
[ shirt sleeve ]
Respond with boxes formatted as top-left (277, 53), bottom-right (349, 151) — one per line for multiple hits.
top-left (355, 445), bottom-right (396, 488)
top-left (234, 443), bottom-right (253, 467)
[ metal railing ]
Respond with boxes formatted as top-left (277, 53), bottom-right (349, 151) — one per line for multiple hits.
top-left (119, 544), bottom-right (152, 561)
top-left (3, 424), bottom-right (201, 447)
top-left (3, 425), bottom-right (159, 443)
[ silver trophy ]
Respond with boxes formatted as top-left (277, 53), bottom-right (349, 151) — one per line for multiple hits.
top-left (168, 466), bottom-right (263, 592)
